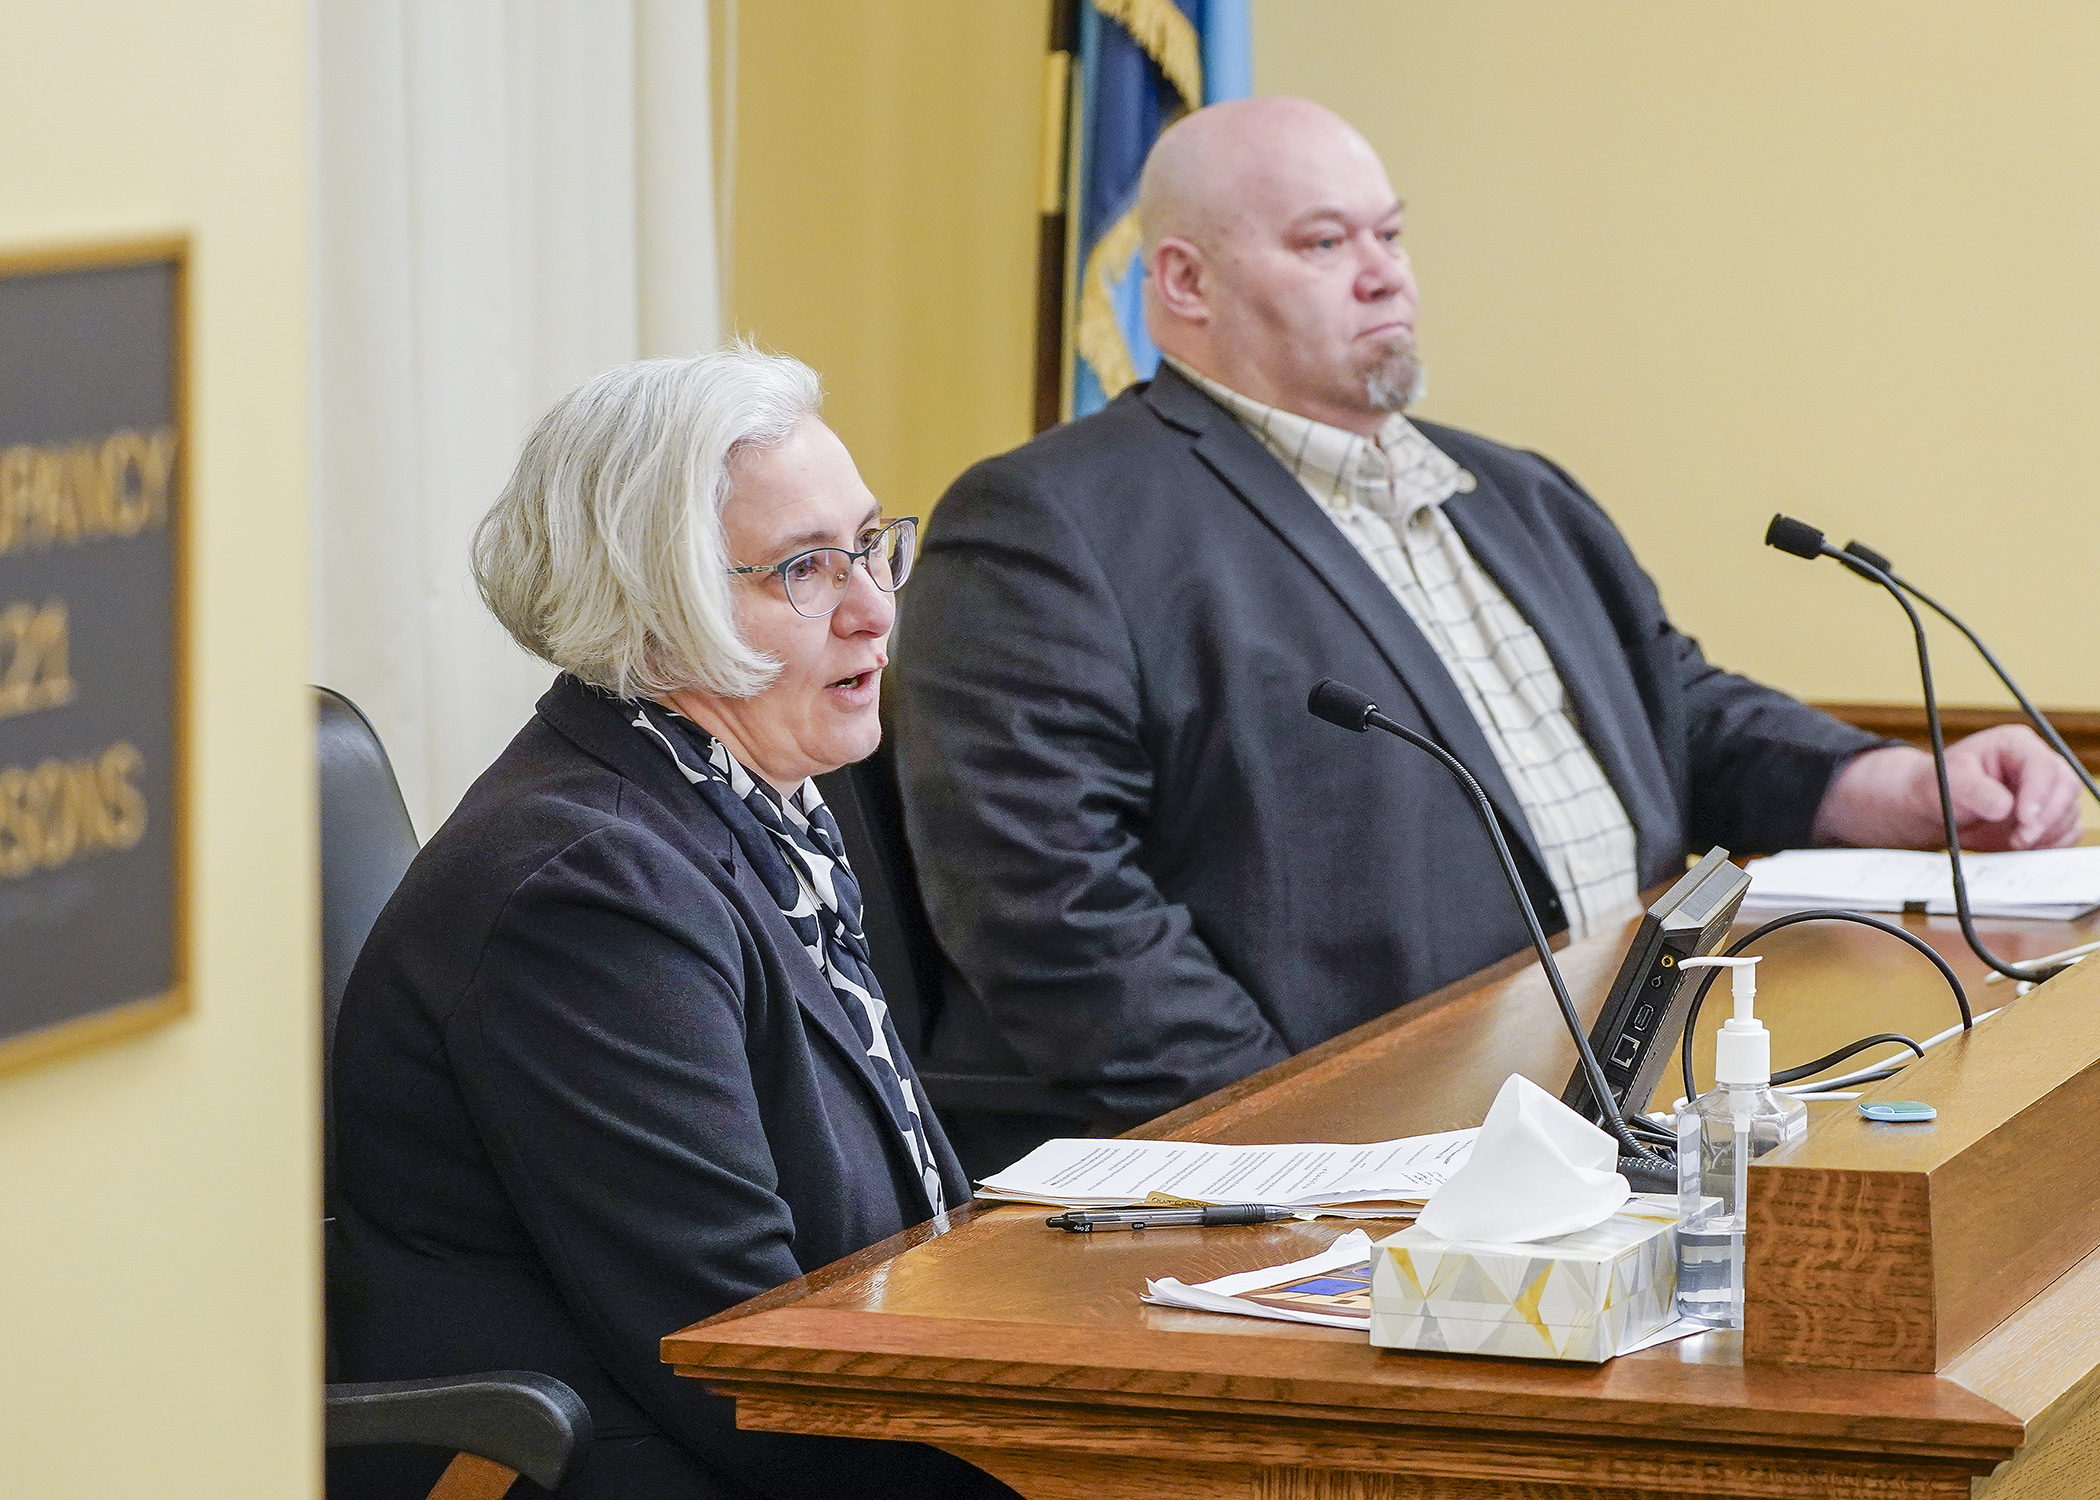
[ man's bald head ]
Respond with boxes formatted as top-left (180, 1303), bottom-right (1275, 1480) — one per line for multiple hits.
top-left (1137, 97), bottom-right (1387, 257)
top-left (1136, 97), bottom-right (1420, 437)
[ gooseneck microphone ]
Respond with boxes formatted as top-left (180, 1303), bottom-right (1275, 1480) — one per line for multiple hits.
top-left (1835, 538), bottom-right (2100, 807)
top-left (1307, 679), bottom-right (1673, 1187)
top-left (1764, 515), bottom-right (2046, 982)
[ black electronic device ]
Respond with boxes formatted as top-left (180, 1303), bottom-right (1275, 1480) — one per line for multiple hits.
top-left (1558, 847), bottom-right (1749, 1125)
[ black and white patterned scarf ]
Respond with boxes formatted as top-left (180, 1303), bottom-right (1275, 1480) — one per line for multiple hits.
top-left (631, 703), bottom-right (945, 1216)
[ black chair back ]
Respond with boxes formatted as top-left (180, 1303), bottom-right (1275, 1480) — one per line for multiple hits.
top-left (317, 689), bottom-right (594, 1497)
top-left (315, 686), bottom-right (420, 1198)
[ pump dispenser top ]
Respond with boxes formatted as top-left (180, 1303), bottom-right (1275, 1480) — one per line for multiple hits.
top-left (1682, 956), bottom-right (1766, 1086)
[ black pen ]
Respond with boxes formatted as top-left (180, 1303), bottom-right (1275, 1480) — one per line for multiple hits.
top-left (1045, 1205), bottom-right (1299, 1232)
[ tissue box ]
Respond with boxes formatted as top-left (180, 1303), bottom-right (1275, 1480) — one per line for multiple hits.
top-left (1368, 1195), bottom-right (1683, 1363)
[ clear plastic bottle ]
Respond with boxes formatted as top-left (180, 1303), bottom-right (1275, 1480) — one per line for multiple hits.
top-left (1673, 957), bottom-right (1806, 1330)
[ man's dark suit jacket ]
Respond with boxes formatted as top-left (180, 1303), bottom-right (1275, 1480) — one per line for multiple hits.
top-left (329, 674), bottom-right (1006, 1500)
top-left (889, 364), bottom-right (1880, 1145)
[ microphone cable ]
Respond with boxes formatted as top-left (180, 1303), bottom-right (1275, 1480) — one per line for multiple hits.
top-left (1675, 906), bottom-right (1972, 1109)
top-left (1836, 538), bottom-right (2100, 807)
top-left (1766, 515), bottom-right (2055, 983)
top-left (1308, 679), bottom-right (1674, 1187)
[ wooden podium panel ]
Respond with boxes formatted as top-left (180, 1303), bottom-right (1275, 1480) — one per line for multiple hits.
top-left (1747, 955), bottom-right (2100, 1373)
top-left (664, 909), bottom-right (2100, 1499)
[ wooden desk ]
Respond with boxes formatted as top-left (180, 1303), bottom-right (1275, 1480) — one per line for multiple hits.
top-left (665, 912), bottom-right (2100, 1498)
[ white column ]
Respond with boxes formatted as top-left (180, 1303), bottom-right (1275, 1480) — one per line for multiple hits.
top-left (637, 0), bottom-right (723, 359)
top-left (315, 0), bottom-right (718, 836)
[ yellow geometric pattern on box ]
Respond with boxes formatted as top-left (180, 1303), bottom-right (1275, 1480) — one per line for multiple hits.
top-left (1367, 1198), bottom-right (1684, 1364)
top-left (1509, 1262), bottom-right (1555, 1348)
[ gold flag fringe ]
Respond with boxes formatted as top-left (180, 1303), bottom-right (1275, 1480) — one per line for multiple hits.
top-left (1075, 209), bottom-right (1144, 400)
top-left (1093, 0), bottom-right (1204, 112)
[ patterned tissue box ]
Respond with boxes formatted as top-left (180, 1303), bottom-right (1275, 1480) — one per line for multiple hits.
top-left (1367, 1194), bottom-right (1684, 1364)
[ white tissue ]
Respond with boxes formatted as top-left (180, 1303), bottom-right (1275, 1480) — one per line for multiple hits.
top-left (1412, 1074), bottom-right (1630, 1243)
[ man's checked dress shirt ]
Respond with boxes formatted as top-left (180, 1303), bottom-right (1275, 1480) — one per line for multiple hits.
top-left (1168, 357), bottom-right (1642, 939)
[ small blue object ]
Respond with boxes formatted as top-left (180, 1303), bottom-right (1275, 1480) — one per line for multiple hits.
top-left (1859, 1100), bottom-right (1938, 1123)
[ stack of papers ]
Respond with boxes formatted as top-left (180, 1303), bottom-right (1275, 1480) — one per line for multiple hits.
top-left (1743, 847), bottom-right (2100, 921)
top-left (974, 1130), bottom-right (1476, 1213)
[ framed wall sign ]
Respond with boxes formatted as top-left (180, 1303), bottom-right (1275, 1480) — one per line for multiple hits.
top-left (0, 238), bottom-right (189, 1074)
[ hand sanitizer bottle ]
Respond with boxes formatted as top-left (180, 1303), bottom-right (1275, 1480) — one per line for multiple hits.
top-left (1673, 956), bottom-right (1806, 1330)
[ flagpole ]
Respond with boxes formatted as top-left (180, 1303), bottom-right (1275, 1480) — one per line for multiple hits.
top-left (1032, 0), bottom-right (1080, 434)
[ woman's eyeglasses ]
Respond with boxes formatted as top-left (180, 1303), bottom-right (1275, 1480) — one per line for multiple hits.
top-left (726, 516), bottom-right (917, 619)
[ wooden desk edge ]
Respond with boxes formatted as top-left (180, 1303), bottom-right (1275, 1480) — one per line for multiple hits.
top-left (662, 1304), bottom-right (2023, 1462)
top-left (677, 1205), bottom-right (990, 1335)
top-left (688, 1384), bottom-right (2015, 1497)
top-left (1946, 1238), bottom-right (2100, 1426)
top-left (690, 1385), bottom-right (2018, 1494)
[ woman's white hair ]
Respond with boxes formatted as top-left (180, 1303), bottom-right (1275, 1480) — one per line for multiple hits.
top-left (473, 343), bottom-right (822, 700)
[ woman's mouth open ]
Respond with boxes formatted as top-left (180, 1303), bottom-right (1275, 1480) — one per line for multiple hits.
top-left (825, 666), bottom-right (882, 705)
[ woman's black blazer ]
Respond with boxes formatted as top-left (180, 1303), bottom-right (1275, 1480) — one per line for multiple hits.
top-left (328, 673), bottom-right (974, 1495)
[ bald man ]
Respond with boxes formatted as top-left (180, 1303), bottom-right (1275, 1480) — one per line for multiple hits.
top-left (889, 99), bottom-right (2082, 1174)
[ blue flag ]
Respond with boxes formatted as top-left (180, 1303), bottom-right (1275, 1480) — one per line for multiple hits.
top-left (1069, 0), bottom-right (1252, 418)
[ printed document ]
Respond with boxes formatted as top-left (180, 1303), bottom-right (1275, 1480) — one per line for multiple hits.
top-left (974, 1129), bottom-right (1477, 1209)
top-left (1743, 846), bottom-right (2100, 921)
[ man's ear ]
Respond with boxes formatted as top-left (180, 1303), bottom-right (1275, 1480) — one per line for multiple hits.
top-left (1150, 237), bottom-right (1211, 327)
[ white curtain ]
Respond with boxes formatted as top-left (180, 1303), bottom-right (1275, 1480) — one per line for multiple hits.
top-left (315, 0), bottom-right (720, 836)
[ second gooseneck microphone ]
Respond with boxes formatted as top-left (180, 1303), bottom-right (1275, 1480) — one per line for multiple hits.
top-left (1765, 514), bottom-right (2047, 983)
top-left (1307, 679), bottom-right (1673, 1188)
top-left (1835, 538), bottom-right (2100, 807)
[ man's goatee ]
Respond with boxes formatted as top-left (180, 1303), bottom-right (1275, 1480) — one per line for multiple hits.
top-left (1362, 335), bottom-right (1425, 412)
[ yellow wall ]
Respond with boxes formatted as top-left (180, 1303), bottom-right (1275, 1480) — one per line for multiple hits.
top-left (1255, 0), bottom-right (2100, 709)
top-left (0, 5), bottom-right (318, 1498)
top-left (728, 0), bottom-right (1046, 518)
top-left (734, 2), bottom-right (2099, 709)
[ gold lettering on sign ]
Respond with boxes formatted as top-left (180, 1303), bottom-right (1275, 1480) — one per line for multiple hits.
top-left (0, 741), bottom-right (147, 881)
top-left (0, 427), bottom-right (176, 556)
top-left (0, 599), bottom-right (75, 720)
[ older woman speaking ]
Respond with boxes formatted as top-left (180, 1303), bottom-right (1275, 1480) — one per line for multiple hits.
top-left (328, 348), bottom-right (1011, 1500)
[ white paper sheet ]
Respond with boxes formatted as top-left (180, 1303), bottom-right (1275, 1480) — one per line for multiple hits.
top-left (974, 1129), bottom-right (1477, 1208)
top-left (1142, 1230), bottom-right (1375, 1329)
top-left (1616, 1316), bottom-right (1711, 1356)
top-left (1743, 846), bottom-right (2100, 920)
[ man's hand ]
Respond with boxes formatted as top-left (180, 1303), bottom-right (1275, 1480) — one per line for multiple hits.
top-left (1813, 724), bottom-right (2086, 851)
